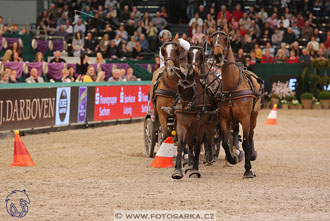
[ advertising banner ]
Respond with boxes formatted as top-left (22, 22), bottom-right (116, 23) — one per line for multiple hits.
top-left (0, 88), bottom-right (56, 131)
top-left (94, 85), bottom-right (150, 121)
top-left (55, 87), bottom-right (71, 126)
top-left (77, 87), bottom-right (87, 123)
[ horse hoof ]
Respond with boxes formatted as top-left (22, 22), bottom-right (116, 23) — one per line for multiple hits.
top-left (184, 166), bottom-right (193, 174)
top-left (189, 170), bottom-right (201, 178)
top-left (237, 150), bottom-right (244, 163)
top-left (225, 155), bottom-right (238, 165)
top-left (250, 151), bottom-right (257, 161)
top-left (203, 159), bottom-right (214, 166)
top-left (172, 169), bottom-right (184, 179)
top-left (243, 170), bottom-right (256, 179)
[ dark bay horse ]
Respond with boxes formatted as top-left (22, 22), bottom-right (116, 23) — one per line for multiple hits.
top-left (149, 35), bottom-right (187, 154)
top-left (171, 46), bottom-right (217, 179)
top-left (210, 27), bottom-right (263, 178)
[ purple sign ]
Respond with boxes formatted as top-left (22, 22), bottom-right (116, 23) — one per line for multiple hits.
top-left (78, 87), bottom-right (87, 123)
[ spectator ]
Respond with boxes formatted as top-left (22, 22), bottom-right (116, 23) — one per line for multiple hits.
top-left (132, 6), bottom-right (143, 22)
top-left (261, 49), bottom-right (274, 64)
top-left (0, 71), bottom-right (9, 83)
top-left (315, 49), bottom-right (327, 60)
top-left (11, 51), bottom-right (23, 62)
top-left (132, 41), bottom-right (143, 60)
top-left (57, 13), bottom-right (67, 29)
top-left (120, 5), bottom-right (131, 23)
top-left (291, 22), bottom-right (300, 39)
top-left (277, 15), bottom-right (290, 28)
top-left (254, 43), bottom-right (262, 60)
top-left (118, 43), bottom-right (129, 58)
top-left (104, 0), bottom-right (118, 9)
top-left (0, 16), bottom-right (3, 30)
top-left (198, 5), bottom-right (207, 20)
top-left (9, 70), bottom-right (18, 83)
top-left (103, 23), bottom-right (116, 39)
top-left (125, 19), bottom-right (136, 37)
top-left (258, 7), bottom-right (268, 23)
top-left (313, 29), bottom-right (322, 42)
top-left (142, 12), bottom-right (151, 29)
top-left (232, 4), bottom-right (243, 22)
top-left (299, 48), bottom-right (311, 66)
top-left (116, 24), bottom-right (128, 42)
top-left (34, 52), bottom-right (44, 62)
top-left (125, 67), bottom-right (137, 81)
top-left (50, 51), bottom-right (66, 63)
top-left (286, 50), bottom-right (299, 63)
top-left (76, 53), bottom-right (89, 76)
top-left (235, 49), bottom-right (246, 63)
top-left (320, 43), bottom-right (329, 58)
top-left (26, 68), bottom-right (44, 83)
top-left (99, 34), bottom-right (111, 56)
top-left (154, 56), bottom-right (160, 70)
top-left (301, 21), bottom-right (313, 40)
top-left (230, 17), bottom-right (239, 30)
top-left (60, 68), bottom-right (71, 82)
top-left (284, 7), bottom-right (292, 20)
top-left (89, 13), bottom-right (103, 33)
top-left (127, 36), bottom-right (136, 53)
top-left (271, 28), bottom-right (283, 46)
top-left (81, 6), bottom-right (94, 23)
top-left (57, 25), bottom-right (69, 41)
top-left (136, 21), bottom-right (146, 36)
top-left (307, 36), bottom-right (320, 51)
top-left (139, 34), bottom-right (149, 51)
top-left (239, 13), bottom-right (251, 30)
top-left (152, 11), bottom-right (168, 31)
top-left (11, 42), bottom-right (22, 57)
top-left (146, 22), bottom-right (158, 51)
top-left (206, 14), bottom-right (216, 29)
top-left (245, 57), bottom-right (254, 71)
top-left (307, 44), bottom-right (316, 59)
top-left (72, 31), bottom-right (84, 57)
top-left (65, 19), bottom-right (73, 35)
top-left (250, 50), bottom-right (258, 64)
top-left (267, 13), bottom-right (278, 28)
top-left (188, 22), bottom-right (197, 37)
top-left (85, 32), bottom-right (99, 56)
top-left (217, 5), bottom-right (231, 23)
top-left (189, 13), bottom-right (203, 27)
top-left (19, 26), bottom-right (28, 35)
top-left (192, 26), bottom-right (204, 44)
top-left (296, 13), bottom-right (305, 29)
top-left (283, 28), bottom-right (297, 44)
top-left (106, 40), bottom-right (119, 59)
top-left (83, 65), bottom-right (95, 82)
top-left (74, 18), bottom-right (86, 34)
top-left (108, 69), bottom-right (123, 82)
top-left (114, 34), bottom-right (122, 47)
top-left (279, 43), bottom-right (290, 57)
top-left (274, 49), bottom-right (287, 63)
top-left (243, 29), bottom-right (257, 51)
top-left (291, 41), bottom-right (301, 57)
top-left (325, 31), bottom-right (330, 49)
top-left (248, 20), bottom-right (261, 38)
top-left (0, 49), bottom-right (12, 62)
top-left (96, 52), bottom-right (105, 64)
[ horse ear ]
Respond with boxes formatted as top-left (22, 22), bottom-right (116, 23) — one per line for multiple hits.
top-left (174, 33), bottom-right (179, 41)
top-left (223, 24), bottom-right (229, 33)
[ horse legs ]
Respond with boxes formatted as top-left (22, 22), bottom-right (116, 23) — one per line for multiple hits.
top-left (158, 113), bottom-right (170, 142)
top-left (249, 112), bottom-right (258, 161)
top-left (221, 118), bottom-right (238, 165)
top-left (241, 117), bottom-right (256, 178)
top-left (231, 122), bottom-right (244, 162)
top-left (189, 141), bottom-right (201, 178)
top-left (172, 140), bottom-right (185, 179)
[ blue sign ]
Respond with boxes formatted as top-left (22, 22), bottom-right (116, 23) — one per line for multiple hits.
top-left (5, 190), bottom-right (31, 218)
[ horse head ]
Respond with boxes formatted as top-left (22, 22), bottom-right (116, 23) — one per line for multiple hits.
top-left (188, 41), bottom-right (205, 73)
top-left (210, 25), bottom-right (231, 66)
top-left (160, 34), bottom-right (186, 77)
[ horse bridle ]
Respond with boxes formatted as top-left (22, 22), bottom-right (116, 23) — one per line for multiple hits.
top-left (161, 41), bottom-right (184, 78)
top-left (189, 46), bottom-right (204, 68)
top-left (211, 31), bottom-right (231, 62)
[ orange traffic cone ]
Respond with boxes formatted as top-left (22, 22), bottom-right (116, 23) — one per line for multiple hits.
top-left (265, 104), bottom-right (277, 125)
top-left (151, 136), bottom-right (174, 168)
top-left (11, 130), bottom-right (35, 166)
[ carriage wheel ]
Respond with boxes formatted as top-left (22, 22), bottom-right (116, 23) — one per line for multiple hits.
top-left (144, 118), bottom-right (156, 158)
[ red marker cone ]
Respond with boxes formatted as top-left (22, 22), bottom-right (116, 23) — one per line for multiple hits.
top-left (151, 136), bottom-right (174, 168)
top-left (11, 130), bottom-right (35, 166)
top-left (265, 104), bottom-right (278, 125)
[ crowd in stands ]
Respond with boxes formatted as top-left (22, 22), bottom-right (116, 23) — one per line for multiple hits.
top-left (186, 0), bottom-right (330, 70)
top-left (0, 0), bottom-right (330, 83)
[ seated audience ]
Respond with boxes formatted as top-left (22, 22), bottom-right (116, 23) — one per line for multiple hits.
top-left (261, 49), bottom-right (274, 64)
top-left (286, 50), bottom-right (299, 63)
top-left (72, 31), bottom-right (84, 57)
top-left (125, 68), bottom-right (137, 81)
top-left (50, 51), bottom-right (66, 63)
top-left (76, 53), bottom-right (89, 76)
top-left (108, 69), bottom-right (123, 82)
top-left (26, 68), bottom-right (44, 83)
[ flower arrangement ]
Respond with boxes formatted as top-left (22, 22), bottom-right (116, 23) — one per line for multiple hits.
top-left (271, 81), bottom-right (295, 100)
top-left (280, 99), bottom-right (288, 104)
top-left (291, 99), bottom-right (300, 105)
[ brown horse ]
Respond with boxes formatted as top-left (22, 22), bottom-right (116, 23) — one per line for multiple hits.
top-left (210, 27), bottom-right (263, 178)
top-left (149, 35), bottom-right (187, 154)
top-left (172, 46), bottom-right (217, 179)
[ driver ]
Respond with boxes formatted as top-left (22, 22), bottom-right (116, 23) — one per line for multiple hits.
top-left (158, 30), bottom-right (191, 69)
